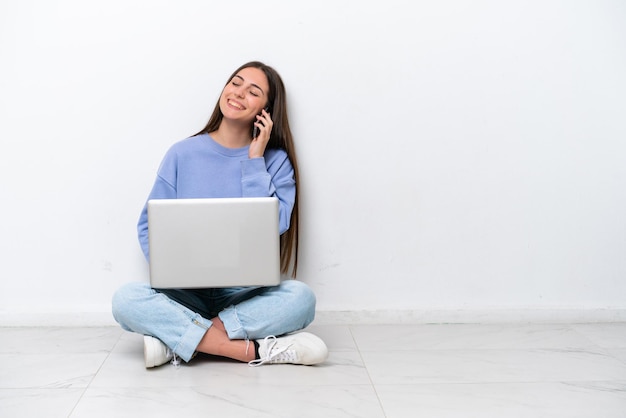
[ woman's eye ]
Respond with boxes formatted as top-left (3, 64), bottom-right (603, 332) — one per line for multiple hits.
top-left (250, 91), bottom-right (260, 97)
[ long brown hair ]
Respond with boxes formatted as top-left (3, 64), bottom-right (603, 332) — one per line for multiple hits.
top-left (196, 61), bottom-right (300, 277)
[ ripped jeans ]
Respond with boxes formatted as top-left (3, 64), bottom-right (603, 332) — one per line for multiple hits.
top-left (111, 280), bottom-right (316, 362)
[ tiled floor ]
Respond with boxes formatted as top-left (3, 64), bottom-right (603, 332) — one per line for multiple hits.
top-left (1, 322), bottom-right (625, 417)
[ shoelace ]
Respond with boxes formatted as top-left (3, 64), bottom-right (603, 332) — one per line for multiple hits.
top-left (248, 335), bottom-right (295, 367)
top-left (171, 352), bottom-right (180, 369)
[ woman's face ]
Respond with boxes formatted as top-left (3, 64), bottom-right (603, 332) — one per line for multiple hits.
top-left (220, 67), bottom-right (270, 123)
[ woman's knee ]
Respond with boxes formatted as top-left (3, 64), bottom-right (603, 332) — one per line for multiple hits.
top-left (283, 279), bottom-right (315, 302)
top-left (111, 282), bottom-right (152, 325)
top-left (281, 280), bottom-right (317, 325)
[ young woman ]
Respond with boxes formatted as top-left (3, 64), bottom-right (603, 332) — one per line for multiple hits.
top-left (112, 61), bottom-right (328, 368)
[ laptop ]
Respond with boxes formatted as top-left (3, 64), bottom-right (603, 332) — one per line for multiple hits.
top-left (147, 197), bottom-right (281, 289)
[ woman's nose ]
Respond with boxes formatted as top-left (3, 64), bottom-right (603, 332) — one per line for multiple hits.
top-left (234, 86), bottom-right (245, 98)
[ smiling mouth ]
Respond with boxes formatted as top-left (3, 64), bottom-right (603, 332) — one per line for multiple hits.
top-left (227, 99), bottom-right (245, 110)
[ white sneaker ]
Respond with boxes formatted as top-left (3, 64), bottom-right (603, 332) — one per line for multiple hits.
top-left (249, 332), bottom-right (328, 367)
top-left (144, 335), bottom-right (174, 368)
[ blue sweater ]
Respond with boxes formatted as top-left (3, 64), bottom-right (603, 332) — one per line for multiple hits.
top-left (137, 133), bottom-right (296, 260)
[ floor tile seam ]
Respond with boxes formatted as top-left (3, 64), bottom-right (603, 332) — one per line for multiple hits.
top-left (69, 329), bottom-right (124, 414)
top-left (38, 340), bottom-right (122, 417)
top-left (348, 326), bottom-right (388, 417)
top-left (347, 325), bottom-right (375, 383)
top-left (66, 387), bottom-right (89, 417)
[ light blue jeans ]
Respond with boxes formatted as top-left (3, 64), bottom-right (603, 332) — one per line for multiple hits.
top-left (111, 280), bottom-right (316, 362)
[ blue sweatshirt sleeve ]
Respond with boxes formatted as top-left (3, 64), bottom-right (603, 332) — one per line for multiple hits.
top-left (241, 153), bottom-right (295, 235)
top-left (137, 150), bottom-right (178, 261)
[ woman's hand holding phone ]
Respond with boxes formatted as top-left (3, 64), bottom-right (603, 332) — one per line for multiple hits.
top-left (249, 107), bottom-right (272, 159)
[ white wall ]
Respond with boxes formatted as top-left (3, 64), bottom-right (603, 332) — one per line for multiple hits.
top-left (1, 0), bottom-right (625, 325)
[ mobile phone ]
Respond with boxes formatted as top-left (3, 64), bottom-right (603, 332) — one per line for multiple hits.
top-left (252, 106), bottom-right (271, 138)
